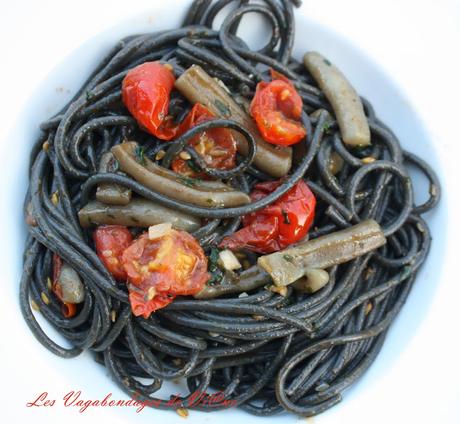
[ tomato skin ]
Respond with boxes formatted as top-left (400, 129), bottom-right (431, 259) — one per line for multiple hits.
top-left (129, 291), bottom-right (175, 319)
top-left (219, 180), bottom-right (316, 254)
top-left (94, 225), bottom-right (133, 281)
top-left (171, 103), bottom-right (237, 178)
top-left (122, 230), bottom-right (209, 318)
top-left (52, 254), bottom-right (77, 318)
top-left (122, 62), bottom-right (178, 140)
top-left (250, 71), bottom-right (306, 146)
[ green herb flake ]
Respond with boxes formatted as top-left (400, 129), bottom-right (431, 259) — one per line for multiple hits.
top-left (281, 209), bottom-right (291, 225)
top-left (207, 270), bottom-right (223, 286)
top-left (322, 121), bottom-right (331, 135)
top-left (178, 175), bottom-right (197, 187)
top-left (323, 58), bottom-right (332, 66)
top-left (186, 159), bottom-right (201, 173)
top-left (214, 99), bottom-right (231, 118)
top-left (134, 146), bottom-right (146, 165)
top-left (208, 247), bottom-right (220, 273)
top-left (283, 254), bottom-right (294, 263)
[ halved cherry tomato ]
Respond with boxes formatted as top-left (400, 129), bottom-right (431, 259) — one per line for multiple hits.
top-left (219, 179), bottom-right (316, 254)
top-left (250, 69), bottom-right (306, 146)
top-left (122, 62), bottom-right (178, 140)
top-left (171, 103), bottom-right (237, 178)
top-left (122, 230), bottom-right (209, 318)
top-left (52, 254), bottom-right (77, 318)
top-left (94, 225), bottom-right (133, 280)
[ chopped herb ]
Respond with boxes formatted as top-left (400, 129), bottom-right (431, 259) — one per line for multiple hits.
top-left (214, 99), bottom-right (231, 117)
top-left (283, 254), bottom-right (294, 263)
top-left (322, 120), bottom-right (332, 135)
top-left (208, 247), bottom-right (220, 273)
top-left (281, 209), bottom-right (291, 225)
top-left (207, 247), bottom-right (223, 286)
top-left (178, 175), bottom-right (197, 187)
top-left (134, 145), bottom-right (145, 165)
top-left (206, 198), bottom-right (214, 204)
top-left (323, 58), bottom-right (332, 66)
top-left (85, 90), bottom-right (93, 101)
top-left (186, 159), bottom-right (201, 173)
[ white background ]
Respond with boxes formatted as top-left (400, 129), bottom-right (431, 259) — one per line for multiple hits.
top-left (0, 1), bottom-right (459, 423)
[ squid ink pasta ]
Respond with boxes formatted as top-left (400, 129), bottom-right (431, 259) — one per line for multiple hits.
top-left (20, 0), bottom-right (440, 417)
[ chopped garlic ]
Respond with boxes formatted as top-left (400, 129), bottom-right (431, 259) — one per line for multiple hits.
top-left (179, 151), bottom-right (192, 160)
top-left (176, 407), bottom-right (189, 418)
top-left (218, 249), bottom-right (242, 271)
top-left (148, 222), bottom-right (172, 240)
top-left (146, 286), bottom-right (157, 301)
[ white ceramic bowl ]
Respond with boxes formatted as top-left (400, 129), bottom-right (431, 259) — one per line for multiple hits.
top-left (1, 1), bottom-right (447, 423)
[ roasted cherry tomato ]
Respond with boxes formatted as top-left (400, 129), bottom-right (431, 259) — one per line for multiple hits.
top-left (172, 103), bottom-right (237, 178)
top-left (250, 69), bottom-right (306, 146)
top-left (52, 254), bottom-right (77, 318)
top-left (220, 179), bottom-right (316, 254)
top-left (94, 225), bottom-right (133, 280)
top-left (122, 62), bottom-right (178, 140)
top-left (122, 230), bottom-right (209, 318)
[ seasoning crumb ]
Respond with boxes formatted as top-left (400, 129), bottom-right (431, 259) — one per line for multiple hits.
top-left (41, 292), bottom-right (50, 305)
top-left (361, 156), bottom-right (376, 164)
top-left (179, 151), bottom-right (192, 160)
top-left (416, 222), bottom-right (425, 233)
top-left (163, 63), bottom-right (174, 71)
top-left (31, 300), bottom-right (40, 311)
top-left (328, 152), bottom-right (343, 175)
top-left (283, 254), bottom-right (294, 263)
top-left (155, 150), bottom-right (166, 160)
top-left (176, 407), bottom-right (189, 418)
top-left (252, 315), bottom-right (264, 321)
top-left (111, 310), bottom-right (117, 322)
top-left (364, 267), bottom-right (375, 281)
top-left (146, 286), bottom-right (157, 301)
top-left (238, 292), bottom-right (248, 298)
top-left (242, 260), bottom-right (251, 270)
top-left (172, 358), bottom-right (182, 366)
top-left (365, 302), bottom-right (373, 315)
top-left (51, 191), bottom-right (59, 206)
top-left (42, 141), bottom-right (50, 152)
top-left (47, 277), bottom-right (52, 291)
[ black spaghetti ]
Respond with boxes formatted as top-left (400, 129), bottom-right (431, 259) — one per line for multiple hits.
top-left (20, 0), bottom-right (440, 417)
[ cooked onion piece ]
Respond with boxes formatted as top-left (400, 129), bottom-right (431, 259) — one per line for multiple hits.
top-left (56, 263), bottom-right (85, 304)
top-left (218, 249), bottom-right (242, 271)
